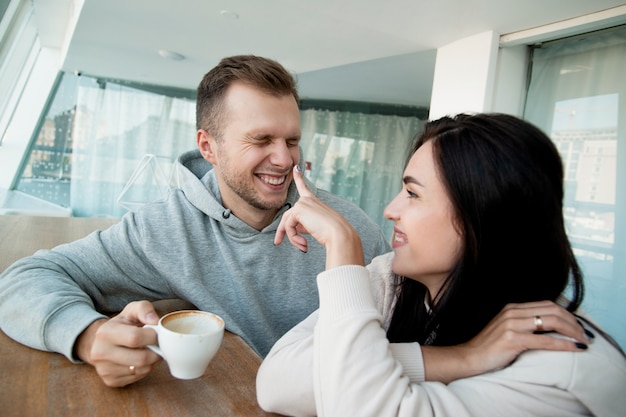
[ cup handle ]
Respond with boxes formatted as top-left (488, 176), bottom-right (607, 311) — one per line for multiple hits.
top-left (143, 324), bottom-right (164, 357)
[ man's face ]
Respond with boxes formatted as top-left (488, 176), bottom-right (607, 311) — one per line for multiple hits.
top-left (197, 82), bottom-right (301, 228)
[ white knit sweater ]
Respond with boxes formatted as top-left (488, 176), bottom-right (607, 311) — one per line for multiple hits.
top-left (257, 252), bottom-right (626, 417)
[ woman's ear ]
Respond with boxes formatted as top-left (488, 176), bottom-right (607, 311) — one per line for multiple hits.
top-left (197, 129), bottom-right (218, 165)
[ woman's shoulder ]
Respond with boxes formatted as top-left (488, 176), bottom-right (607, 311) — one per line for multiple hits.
top-left (367, 252), bottom-right (395, 271)
top-left (445, 332), bottom-right (626, 416)
top-left (513, 329), bottom-right (624, 372)
top-left (366, 252), bottom-right (397, 324)
top-left (483, 330), bottom-right (626, 413)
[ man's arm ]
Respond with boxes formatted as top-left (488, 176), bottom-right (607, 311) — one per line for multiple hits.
top-left (0, 211), bottom-right (173, 361)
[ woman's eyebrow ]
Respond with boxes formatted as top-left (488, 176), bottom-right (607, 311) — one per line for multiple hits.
top-left (403, 175), bottom-right (423, 187)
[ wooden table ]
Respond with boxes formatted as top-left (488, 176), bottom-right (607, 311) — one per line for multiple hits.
top-left (0, 215), bottom-right (281, 416)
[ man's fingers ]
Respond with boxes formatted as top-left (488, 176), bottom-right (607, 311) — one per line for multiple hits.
top-left (99, 360), bottom-right (159, 387)
top-left (87, 301), bottom-right (167, 386)
top-left (90, 319), bottom-right (162, 386)
top-left (92, 322), bottom-right (159, 362)
top-left (116, 300), bottom-right (159, 326)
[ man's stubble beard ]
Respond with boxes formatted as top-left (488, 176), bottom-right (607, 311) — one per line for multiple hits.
top-left (218, 152), bottom-right (287, 211)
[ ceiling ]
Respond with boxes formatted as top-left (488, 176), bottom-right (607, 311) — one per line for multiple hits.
top-left (34, 0), bottom-right (626, 107)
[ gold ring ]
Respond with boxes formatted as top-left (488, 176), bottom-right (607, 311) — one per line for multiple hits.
top-left (129, 365), bottom-right (136, 376)
top-left (534, 316), bottom-right (544, 332)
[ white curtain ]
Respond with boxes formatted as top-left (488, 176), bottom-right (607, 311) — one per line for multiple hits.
top-left (299, 108), bottom-right (424, 239)
top-left (70, 78), bottom-right (196, 217)
top-left (68, 78), bottom-right (424, 229)
top-left (524, 26), bottom-right (626, 349)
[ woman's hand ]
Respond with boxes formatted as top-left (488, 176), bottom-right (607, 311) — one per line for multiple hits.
top-left (275, 166), bottom-right (365, 269)
top-left (422, 300), bottom-right (592, 383)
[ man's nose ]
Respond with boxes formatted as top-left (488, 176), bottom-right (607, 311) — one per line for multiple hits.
top-left (268, 141), bottom-right (294, 167)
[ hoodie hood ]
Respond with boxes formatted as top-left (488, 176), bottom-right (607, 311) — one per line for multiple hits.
top-left (173, 149), bottom-right (313, 234)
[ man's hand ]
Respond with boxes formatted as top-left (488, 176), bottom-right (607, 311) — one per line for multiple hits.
top-left (75, 301), bottom-right (162, 387)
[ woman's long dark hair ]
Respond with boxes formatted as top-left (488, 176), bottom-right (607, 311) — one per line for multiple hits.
top-left (386, 113), bottom-right (584, 345)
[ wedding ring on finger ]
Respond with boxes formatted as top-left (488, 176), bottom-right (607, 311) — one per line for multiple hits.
top-left (534, 315), bottom-right (544, 332)
top-left (129, 365), bottom-right (136, 376)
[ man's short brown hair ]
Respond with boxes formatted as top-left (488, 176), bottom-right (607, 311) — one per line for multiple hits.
top-left (196, 55), bottom-right (299, 139)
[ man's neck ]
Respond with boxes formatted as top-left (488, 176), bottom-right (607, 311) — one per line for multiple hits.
top-left (218, 189), bottom-right (278, 231)
top-left (228, 204), bottom-right (278, 231)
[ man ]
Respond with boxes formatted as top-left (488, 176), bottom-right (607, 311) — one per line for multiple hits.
top-left (0, 55), bottom-right (391, 387)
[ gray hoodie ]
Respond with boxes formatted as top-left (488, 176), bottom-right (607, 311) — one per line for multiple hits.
top-left (0, 149), bottom-right (390, 359)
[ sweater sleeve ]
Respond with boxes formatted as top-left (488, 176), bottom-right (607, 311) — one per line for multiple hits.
top-left (389, 342), bottom-right (426, 382)
top-left (366, 253), bottom-right (426, 383)
top-left (256, 311), bottom-right (318, 417)
top-left (256, 317), bottom-right (426, 415)
top-left (312, 265), bottom-right (609, 417)
top-left (0, 210), bottom-right (175, 362)
top-left (259, 258), bottom-right (623, 417)
top-left (313, 265), bottom-right (473, 417)
top-left (256, 258), bottom-right (427, 416)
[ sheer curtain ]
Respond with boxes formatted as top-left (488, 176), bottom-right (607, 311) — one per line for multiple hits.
top-left (299, 108), bottom-right (424, 239)
top-left (524, 26), bottom-right (626, 348)
top-left (70, 77), bottom-right (196, 217)
top-left (15, 72), bottom-right (423, 226)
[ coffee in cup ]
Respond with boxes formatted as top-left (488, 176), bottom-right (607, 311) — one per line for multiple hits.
top-left (144, 310), bottom-right (225, 379)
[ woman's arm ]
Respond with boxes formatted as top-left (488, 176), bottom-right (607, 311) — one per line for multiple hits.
top-left (313, 267), bottom-right (472, 417)
top-left (419, 300), bottom-right (591, 383)
top-left (313, 268), bottom-right (596, 417)
top-left (256, 311), bottom-right (318, 416)
top-left (257, 279), bottom-right (591, 416)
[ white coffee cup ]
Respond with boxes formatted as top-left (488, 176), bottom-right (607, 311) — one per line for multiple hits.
top-left (144, 310), bottom-right (225, 379)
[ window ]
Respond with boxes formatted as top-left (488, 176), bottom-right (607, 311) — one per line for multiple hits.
top-left (14, 72), bottom-right (425, 237)
top-left (524, 25), bottom-right (626, 349)
top-left (299, 104), bottom-right (425, 239)
top-left (0, 0), bottom-right (38, 145)
top-left (13, 72), bottom-right (197, 217)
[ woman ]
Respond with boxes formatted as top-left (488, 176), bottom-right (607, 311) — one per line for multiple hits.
top-left (257, 113), bottom-right (626, 417)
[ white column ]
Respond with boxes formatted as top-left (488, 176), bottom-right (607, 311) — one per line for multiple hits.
top-left (428, 31), bottom-right (500, 120)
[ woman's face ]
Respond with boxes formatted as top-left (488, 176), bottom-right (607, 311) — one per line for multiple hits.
top-left (383, 141), bottom-right (462, 297)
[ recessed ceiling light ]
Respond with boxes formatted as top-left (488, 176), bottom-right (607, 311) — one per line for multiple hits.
top-left (220, 10), bottom-right (239, 19)
top-left (158, 49), bottom-right (185, 61)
